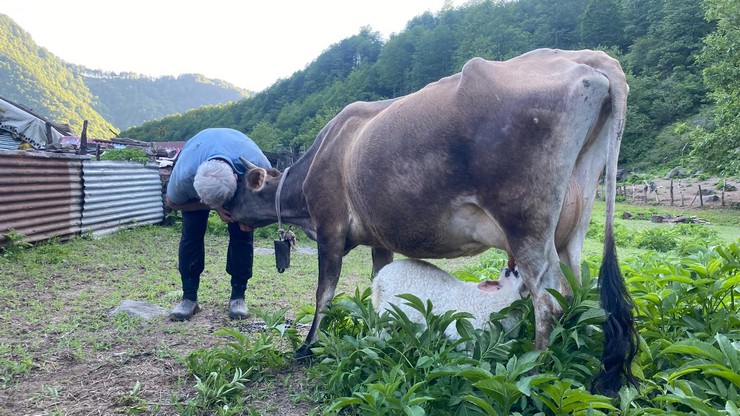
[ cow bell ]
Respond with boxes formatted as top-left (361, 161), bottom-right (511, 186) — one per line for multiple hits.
top-left (274, 238), bottom-right (291, 273)
top-left (274, 228), bottom-right (296, 273)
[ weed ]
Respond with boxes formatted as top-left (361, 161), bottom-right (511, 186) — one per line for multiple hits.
top-left (0, 343), bottom-right (34, 386)
top-left (0, 229), bottom-right (32, 260)
top-left (636, 227), bottom-right (680, 252)
top-left (33, 384), bottom-right (61, 400)
top-left (180, 307), bottom-right (302, 413)
top-left (100, 148), bottom-right (150, 163)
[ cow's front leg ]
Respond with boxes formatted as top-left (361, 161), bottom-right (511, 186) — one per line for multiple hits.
top-left (296, 240), bottom-right (344, 359)
top-left (371, 247), bottom-right (394, 277)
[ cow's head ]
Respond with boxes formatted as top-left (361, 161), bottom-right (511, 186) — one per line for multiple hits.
top-left (224, 157), bottom-right (282, 230)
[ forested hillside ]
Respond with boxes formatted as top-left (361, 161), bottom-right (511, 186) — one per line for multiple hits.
top-left (0, 14), bottom-right (249, 136)
top-left (122, 0), bottom-right (738, 175)
top-left (68, 67), bottom-right (249, 130)
top-left (0, 14), bottom-right (115, 138)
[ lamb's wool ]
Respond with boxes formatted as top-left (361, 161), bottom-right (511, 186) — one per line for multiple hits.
top-left (372, 259), bottom-right (526, 340)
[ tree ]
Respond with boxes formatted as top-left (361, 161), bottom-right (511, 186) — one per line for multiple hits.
top-left (578, 0), bottom-right (625, 50)
top-left (690, 0), bottom-right (740, 175)
top-left (248, 121), bottom-right (283, 153)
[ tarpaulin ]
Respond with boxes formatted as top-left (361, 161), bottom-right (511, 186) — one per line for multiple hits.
top-left (0, 97), bottom-right (66, 149)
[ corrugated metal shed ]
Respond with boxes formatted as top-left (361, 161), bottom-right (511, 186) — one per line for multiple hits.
top-left (81, 160), bottom-right (164, 237)
top-left (0, 150), bottom-right (85, 247)
top-left (0, 131), bottom-right (21, 151)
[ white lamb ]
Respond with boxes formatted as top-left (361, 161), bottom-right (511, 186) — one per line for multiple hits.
top-left (371, 259), bottom-right (527, 341)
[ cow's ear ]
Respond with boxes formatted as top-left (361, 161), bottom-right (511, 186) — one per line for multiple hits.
top-left (477, 280), bottom-right (501, 292)
top-left (246, 168), bottom-right (267, 191)
top-left (265, 168), bottom-right (281, 178)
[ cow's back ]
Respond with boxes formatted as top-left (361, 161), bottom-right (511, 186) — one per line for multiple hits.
top-left (305, 49), bottom-right (617, 259)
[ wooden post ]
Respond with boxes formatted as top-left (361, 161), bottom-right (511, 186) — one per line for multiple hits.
top-left (721, 179), bottom-right (726, 207)
top-left (679, 180), bottom-right (684, 207)
top-left (95, 144), bottom-right (101, 161)
top-left (79, 120), bottom-right (88, 155)
top-left (699, 185), bottom-right (704, 208)
top-left (45, 122), bottom-right (53, 145)
top-left (670, 179), bottom-right (674, 206)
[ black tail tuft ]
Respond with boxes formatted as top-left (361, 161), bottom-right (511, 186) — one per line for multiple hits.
top-left (592, 235), bottom-right (638, 396)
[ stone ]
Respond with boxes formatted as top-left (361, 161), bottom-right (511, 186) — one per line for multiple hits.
top-left (110, 300), bottom-right (169, 320)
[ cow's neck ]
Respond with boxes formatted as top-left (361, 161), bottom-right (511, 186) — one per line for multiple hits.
top-left (275, 154), bottom-right (316, 239)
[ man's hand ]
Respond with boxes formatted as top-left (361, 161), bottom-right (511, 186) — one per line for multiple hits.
top-left (215, 207), bottom-right (234, 223)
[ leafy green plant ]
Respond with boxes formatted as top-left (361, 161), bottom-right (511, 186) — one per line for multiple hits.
top-left (188, 368), bottom-right (248, 412)
top-left (0, 343), bottom-right (34, 386)
top-left (114, 381), bottom-right (151, 414)
top-left (540, 264), bottom-right (606, 384)
top-left (304, 240), bottom-right (740, 414)
top-left (714, 179), bottom-right (737, 191)
top-left (0, 229), bottom-right (32, 260)
top-left (535, 379), bottom-right (616, 415)
top-left (304, 262), bottom-right (635, 415)
top-left (587, 220), bottom-right (638, 248)
top-left (181, 307), bottom-right (301, 413)
top-left (635, 227), bottom-right (680, 252)
top-left (100, 147), bottom-right (150, 163)
top-left (206, 211), bottom-right (229, 236)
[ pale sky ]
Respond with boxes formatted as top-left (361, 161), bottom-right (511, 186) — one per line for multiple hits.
top-left (3, 1), bottom-right (462, 92)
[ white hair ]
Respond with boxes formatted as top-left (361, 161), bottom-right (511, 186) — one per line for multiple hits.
top-left (193, 159), bottom-right (236, 208)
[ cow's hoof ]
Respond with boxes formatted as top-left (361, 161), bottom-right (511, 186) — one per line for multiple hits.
top-left (294, 345), bottom-right (315, 360)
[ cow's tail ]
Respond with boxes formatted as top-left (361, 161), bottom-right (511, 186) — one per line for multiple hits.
top-left (593, 65), bottom-right (638, 396)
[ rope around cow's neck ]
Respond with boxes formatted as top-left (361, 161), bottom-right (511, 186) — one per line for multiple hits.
top-left (275, 166), bottom-right (290, 237)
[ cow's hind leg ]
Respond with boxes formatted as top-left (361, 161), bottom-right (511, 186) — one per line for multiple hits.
top-left (511, 238), bottom-right (570, 350)
top-left (371, 247), bottom-right (394, 277)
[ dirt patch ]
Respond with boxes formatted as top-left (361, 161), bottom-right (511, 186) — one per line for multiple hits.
top-left (1, 302), bottom-right (319, 415)
top-left (0, 239), bottom-right (360, 416)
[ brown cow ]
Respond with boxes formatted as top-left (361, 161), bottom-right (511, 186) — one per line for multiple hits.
top-left (228, 48), bottom-right (637, 395)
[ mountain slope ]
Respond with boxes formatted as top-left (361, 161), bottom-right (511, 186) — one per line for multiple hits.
top-left (70, 67), bottom-right (249, 131)
top-left (0, 14), bottom-right (250, 138)
top-left (0, 14), bottom-right (115, 138)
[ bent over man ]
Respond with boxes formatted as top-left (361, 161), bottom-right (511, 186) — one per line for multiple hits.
top-left (165, 128), bottom-right (271, 321)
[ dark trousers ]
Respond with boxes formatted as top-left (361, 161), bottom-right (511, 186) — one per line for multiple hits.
top-left (178, 210), bottom-right (254, 302)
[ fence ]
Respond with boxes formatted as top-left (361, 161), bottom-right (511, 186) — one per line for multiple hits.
top-left (617, 179), bottom-right (732, 208)
top-left (0, 150), bottom-right (165, 248)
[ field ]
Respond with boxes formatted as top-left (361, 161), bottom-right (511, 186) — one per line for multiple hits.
top-left (1, 197), bottom-right (738, 415)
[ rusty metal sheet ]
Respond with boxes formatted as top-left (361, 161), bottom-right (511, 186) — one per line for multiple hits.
top-left (0, 150), bottom-right (85, 247)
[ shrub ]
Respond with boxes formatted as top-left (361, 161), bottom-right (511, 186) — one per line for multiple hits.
top-left (587, 220), bottom-right (637, 248)
top-left (100, 147), bottom-right (150, 163)
top-left (635, 227), bottom-right (680, 252)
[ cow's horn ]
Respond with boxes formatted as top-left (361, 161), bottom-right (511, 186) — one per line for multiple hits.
top-left (240, 157), bottom-right (259, 170)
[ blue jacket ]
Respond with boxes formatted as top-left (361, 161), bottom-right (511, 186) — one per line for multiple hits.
top-left (166, 128), bottom-right (271, 204)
